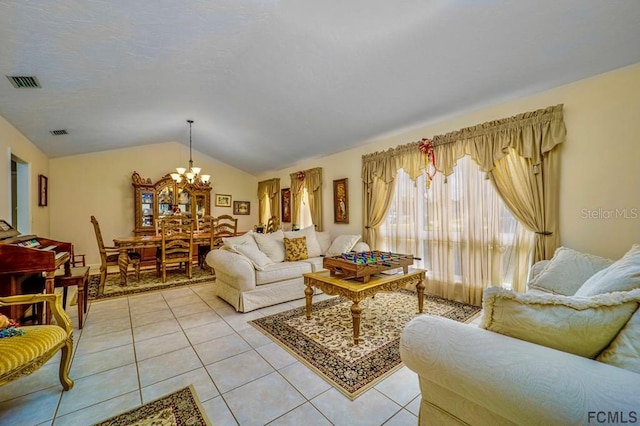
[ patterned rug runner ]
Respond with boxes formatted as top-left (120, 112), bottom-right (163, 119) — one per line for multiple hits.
top-left (88, 268), bottom-right (215, 301)
top-left (251, 290), bottom-right (481, 400)
top-left (93, 385), bottom-right (211, 426)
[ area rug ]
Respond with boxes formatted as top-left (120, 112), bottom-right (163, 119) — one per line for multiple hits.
top-left (250, 290), bottom-right (481, 400)
top-left (88, 268), bottom-right (215, 301)
top-left (93, 385), bottom-right (211, 426)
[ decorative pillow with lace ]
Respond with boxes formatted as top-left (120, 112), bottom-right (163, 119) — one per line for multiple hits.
top-left (284, 236), bottom-right (308, 261)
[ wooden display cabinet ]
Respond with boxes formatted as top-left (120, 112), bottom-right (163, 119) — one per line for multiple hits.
top-left (132, 171), bottom-right (211, 235)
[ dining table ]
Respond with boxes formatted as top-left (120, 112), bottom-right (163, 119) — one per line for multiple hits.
top-left (112, 233), bottom-right (212, 286)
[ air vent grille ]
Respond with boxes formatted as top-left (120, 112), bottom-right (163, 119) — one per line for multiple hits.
top-left (6, 75), bottom-right (41, 88)
top-left (50, 129), bottom-right (68, 136)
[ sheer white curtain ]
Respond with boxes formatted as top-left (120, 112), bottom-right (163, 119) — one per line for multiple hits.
top-left (379, 156), bottom-right (533, 306)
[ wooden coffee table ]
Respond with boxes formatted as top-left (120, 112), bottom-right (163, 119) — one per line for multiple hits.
top-left (303, 269), bottom-right (426, 345)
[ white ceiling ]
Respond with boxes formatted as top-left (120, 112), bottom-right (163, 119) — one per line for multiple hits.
top-left (1, 1), bottom-right (639, 175)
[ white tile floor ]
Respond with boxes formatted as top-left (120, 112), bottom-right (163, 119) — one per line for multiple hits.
top-left (0, 283), bottom-right (431, 426)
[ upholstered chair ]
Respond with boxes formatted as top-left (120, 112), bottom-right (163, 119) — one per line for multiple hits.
top-left (0, 293), bottom-right (74, 391)
top-left (91, 215), bottom-right (140, 290)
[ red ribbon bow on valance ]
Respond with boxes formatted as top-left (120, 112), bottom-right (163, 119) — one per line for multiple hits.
top-left (418, 138), bottom-right (437, 188)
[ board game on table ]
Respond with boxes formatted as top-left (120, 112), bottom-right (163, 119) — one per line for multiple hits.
top-left (322, 250), bottom-right (416, 283)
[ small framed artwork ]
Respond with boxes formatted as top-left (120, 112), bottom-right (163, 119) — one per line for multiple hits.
top-left (38, 174), bottom-right (48, 207)
top-left (233, 201), bottom-right (250, 215)
top-left (215, 194), bottom-right (232, 207)
top-left (333, 178), bottom-right (348, 224)
top-left (281, 188), bottom-right (291, 223)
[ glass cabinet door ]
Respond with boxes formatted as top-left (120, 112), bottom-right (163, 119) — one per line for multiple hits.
top-left (195, 194), bottom-right (206, 219)
top-left (140, 191), bottom-right (155, 227)
top-left (157, 184), bottom-right (175, 218)
top-left (177, 188), bottom-right (192, 217)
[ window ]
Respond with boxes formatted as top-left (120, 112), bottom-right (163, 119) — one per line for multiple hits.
top-left (380, 156), bottom-right (533, 294)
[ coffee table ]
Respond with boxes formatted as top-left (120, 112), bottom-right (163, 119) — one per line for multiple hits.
top-left (303, 269), bottom-right (426, 345)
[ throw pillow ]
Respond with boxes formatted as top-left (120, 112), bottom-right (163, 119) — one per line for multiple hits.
top-left (480, 286), bottom-right (640, 358)
top-left (284, 236), bottom-right (308, 261)
top-left (325, 234), bottom-right (361, 257)
top-left (315, 231), bottom-right (332, 255)
top-left (253, 230), bottom-right (286, 263)
top-left (222, 230), bottom-right (256, 249)
top-left (597, 307), bottom-right (640, 374)
top-left (574, 244), bottom-right (640, 297)
top-left (284, 226), bottom-right (322, 258)
top-left (527, 247), bottom-right (613, 296)
top-left (229, 243), bottom-right (273, 271)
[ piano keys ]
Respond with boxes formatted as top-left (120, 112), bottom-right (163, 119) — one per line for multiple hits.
top-left (0, 219), bottom-right (71, 323)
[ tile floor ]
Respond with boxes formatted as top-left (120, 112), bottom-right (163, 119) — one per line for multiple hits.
top-left (0, 281), bottom-right (460, 426)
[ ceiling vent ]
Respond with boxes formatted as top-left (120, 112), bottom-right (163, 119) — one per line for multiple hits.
top-left (49, 129), bottom-right (68, 136)
top-left (6, 75), bottom-right (41, 88)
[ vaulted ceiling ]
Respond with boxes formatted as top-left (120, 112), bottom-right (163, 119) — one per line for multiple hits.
top-left (1, 1), bottom-right (639, 175)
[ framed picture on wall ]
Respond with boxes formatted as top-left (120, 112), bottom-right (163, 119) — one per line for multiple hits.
top-left (233, 201), bottom-right (250, 215)
top-left (281, 188), bottom-right (291, 223)
top-left (215, 194), bottom-right (232, 207)
top-left (38, 174), bottom-right (48, 207)
top-left (333, 178), bottom-right (348, 224)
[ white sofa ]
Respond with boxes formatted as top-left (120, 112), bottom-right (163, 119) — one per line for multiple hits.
top-left (401, 245), bottom-right (640, 425)
top-left (205, 227), bottom-right (369, 312)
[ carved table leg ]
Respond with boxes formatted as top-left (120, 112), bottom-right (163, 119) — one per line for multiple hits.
top-left (416, 276), bottom-right (425, 313)
top-left (305, 285), bottom-right (314, 320)
top-left (118, 248), bottom-right (129, 286)
top-left (351, 301), bottom-right (363, 345)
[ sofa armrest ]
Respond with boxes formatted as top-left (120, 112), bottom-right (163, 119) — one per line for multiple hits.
top-left (205, 248), bottom-right (257, 291)
top-left (400, 315), bottom-right (640, 426)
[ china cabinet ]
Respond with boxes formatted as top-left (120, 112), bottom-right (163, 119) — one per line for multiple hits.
top-left (132, 172), bottom-right (211, 236)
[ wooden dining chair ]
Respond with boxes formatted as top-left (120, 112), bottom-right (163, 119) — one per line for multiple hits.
top-left (212, 215), bottom-right (238, 249)
top-left (90, 216), bottom-right (140, 291)
top-left (196, 216), bottom-right (214, 269)
top-left (266, 216), bottom-right (279, 233)
top-left (156, 217), bottom-right (194, 283)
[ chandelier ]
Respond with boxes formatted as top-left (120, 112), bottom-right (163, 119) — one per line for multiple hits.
top-left (171, 120), bottom-right (211, 186)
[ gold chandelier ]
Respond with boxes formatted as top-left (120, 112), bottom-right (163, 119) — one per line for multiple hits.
top-left (171, 120), bottom-right (210, 186)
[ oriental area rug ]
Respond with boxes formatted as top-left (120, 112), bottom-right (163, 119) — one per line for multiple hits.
top-left (88, 268), bottom-right (215, 301)
top-left (93, 385), bottom-right (211, 426)
top-left (250, 290), bottom-right (481, 400)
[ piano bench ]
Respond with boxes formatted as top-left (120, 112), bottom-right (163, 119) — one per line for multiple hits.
top-left (54, 266), bottom-right (90, 329)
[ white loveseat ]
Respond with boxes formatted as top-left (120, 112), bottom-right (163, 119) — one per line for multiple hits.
top-left (401, 245), bottom-right (640, 425)
top-left (205, 227), bottom-right (369, 312)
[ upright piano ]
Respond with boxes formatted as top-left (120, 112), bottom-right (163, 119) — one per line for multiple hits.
top-left (0, 219), bottom-right (71, 323)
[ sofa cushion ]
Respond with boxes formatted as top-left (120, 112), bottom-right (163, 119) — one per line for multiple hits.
top-left (575, 244), bottom-right (640, 297)
top-left (253, 230), bottom-right (286, 263)
top-left (299, 257), bottom-right (326, 272)
top-left (255, 261), bottom-right (312, 285)
top-left (284, 236), bottom-right (308, 261)
top-left (229, 243), bottom-right (273, 271)
top-left (480, 286), bottom-right (640, 358)
top-left (325, 234), bottom-right (361, 257)
top-left (222, 230), bottom-right (256, 249)
top-left (316, 231), bottom-right (332, 255)
top-left (527, 247), bottom-right (613, 296)
top-left (284, 226), bottom-right (322, 258)
top-left (597, 307), bottom-right (640, 373)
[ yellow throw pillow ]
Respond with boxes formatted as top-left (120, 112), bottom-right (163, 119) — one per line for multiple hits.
top-left (284, 236), bottom-right (308, 261)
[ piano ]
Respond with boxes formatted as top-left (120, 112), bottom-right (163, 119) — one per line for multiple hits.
top-left (0, 219), bottom-right (71, 323)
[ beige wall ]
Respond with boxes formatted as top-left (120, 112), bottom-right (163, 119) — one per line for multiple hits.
top-left (259, 63), bottom-right (640, 260)
top-left (0, 115), bottom-right (50, 235)
top-left (2, 63), bottom-right (638, 264)
top-left (49, 143), bottom-right (258, 266)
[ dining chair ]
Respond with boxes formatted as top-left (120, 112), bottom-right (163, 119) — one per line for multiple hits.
top-left (90, 216), bottom-right (140, 291)
top-left (212, 215), bottom-right (238, 249)
top-left (266, 216), bottom-right (280, 233)
top-left (196, 216), bottom-right (214, 269)
top-left (156, 217), bottom-right (194, 283)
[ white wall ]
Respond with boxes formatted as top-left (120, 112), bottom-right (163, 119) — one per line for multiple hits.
top-left (259, 63), bottom-right (640, 260)
top-left (49, 142), bottom-right (258, 265)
